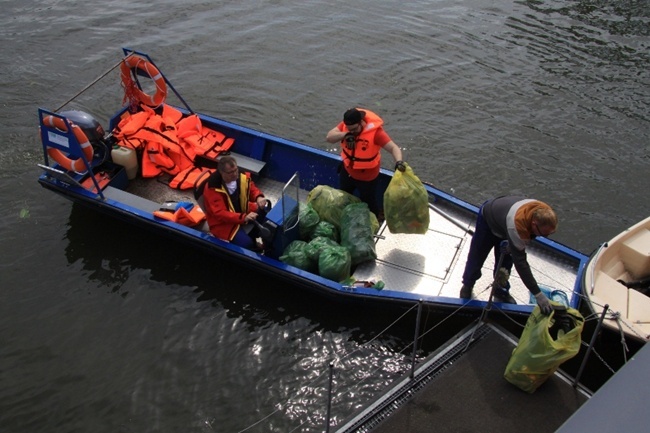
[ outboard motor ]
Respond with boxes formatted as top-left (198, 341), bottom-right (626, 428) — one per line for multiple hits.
top-left (59, 110), bottom-right (113, 164)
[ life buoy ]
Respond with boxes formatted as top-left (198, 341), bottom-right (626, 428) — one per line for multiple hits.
top-left (43, 115), bottom-right (94, 173)
top-left (120, 55), bottom-right (167, 107)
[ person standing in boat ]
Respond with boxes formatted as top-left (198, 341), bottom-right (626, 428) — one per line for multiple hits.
top-left (202, 156), bottom-right (270, 250)
top-left (459, 195), bottom-right (556, 314)
top-left (326, 108), bottom-right (405, 218)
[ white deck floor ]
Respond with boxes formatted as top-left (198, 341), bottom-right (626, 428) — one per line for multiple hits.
top-left (353, 204), bottom-right (580, 305)
top-left (128, 175), bottom-right (581, 307)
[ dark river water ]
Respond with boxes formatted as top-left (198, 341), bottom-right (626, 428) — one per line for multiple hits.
top-left (1, 1), bottom-right (648, 432)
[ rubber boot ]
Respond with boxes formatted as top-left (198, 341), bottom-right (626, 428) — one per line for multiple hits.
top-left (460, 285), bottom-right (473, 299)
top-left (492, 286), bottom-right (516, 304)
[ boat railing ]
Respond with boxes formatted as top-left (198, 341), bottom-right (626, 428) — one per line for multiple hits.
top-left (232, 298), bottom-right (476, 432)
top-left (232, 291), bottom-right (625, 432)
top-left (281, 172), bottom-right (301, 232)
top-left (590, 242), bottom-right (609, 294)
top-left (235, 302), bottom-right (458, 431)
top-left (38, 108), bottom-right (106, 199)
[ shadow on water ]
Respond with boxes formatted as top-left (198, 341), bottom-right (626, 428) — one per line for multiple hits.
top-left (63, 203), bottom-right (473, 351)
top-left (64, 204), bottom-right (639, 394)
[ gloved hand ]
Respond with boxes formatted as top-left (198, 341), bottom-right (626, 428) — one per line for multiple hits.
top-left (394, 160), bottom-right (406, 172)
top-left (534, 292), bottom-right (553, 315)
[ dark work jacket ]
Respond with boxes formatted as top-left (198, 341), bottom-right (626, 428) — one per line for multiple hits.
top-left (482, 195), bottom-right (541, 295)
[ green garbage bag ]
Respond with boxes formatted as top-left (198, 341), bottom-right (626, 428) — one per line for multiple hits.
top-left (312, 220), bottom-right (339, 242)
top-left (340, 202), bottom-right (377, 266)
top-left (383, 162), bottom-right (429, 234)
top-left (318, 245), bottom-right (351, 282)
top-left (299, 203), bottom-right (320, 240)
top-left (305, 236), bottom-right (339, 262)
top-left (307, 185), bottom-right (361, 230)
top-left (504, 305), bottom-right (584, 393)
top-left (279, 240), bottom-right (315, 272)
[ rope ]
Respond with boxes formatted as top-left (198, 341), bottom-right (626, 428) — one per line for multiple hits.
top-left (121, 55), bottom-right (141, 112)
top-left (574, 290), bottom-right (645, 342)
top-left (332, 302), bottom-right (420, 368)
top-left (239, 275), bottom-right (634, 431)
top-left (236, 302), bottom-right (420, 433)
top-left (578, 340), bottom-right (617, 374)
top-left (54, 57), bottom-right (128, 113)
top-left (239, 285), bottom-right (632, 432)
top-left (492, 290), bottom-right (623, 376)
top-left (240, 299), bottom-right (485, 432)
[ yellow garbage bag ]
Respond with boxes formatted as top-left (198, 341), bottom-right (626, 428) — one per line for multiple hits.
top-left (504, 305), bottom-right (584, 393)
top-left (383, 163), bottom-right (429, 234)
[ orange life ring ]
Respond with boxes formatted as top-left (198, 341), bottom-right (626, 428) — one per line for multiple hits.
top-left (43, 115), bottom-right (94, 173)
top-left (120, 55), bottom-right (167, 107)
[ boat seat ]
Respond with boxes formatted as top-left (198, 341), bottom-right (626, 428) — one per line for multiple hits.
top-left (620, 229), bottom-right (650, 279)
top-left (627, 289), bottom-right (650, 338)
top-left (104, 185), bottom-right (161, 213)
top-left (194, 151), bottom-right (266, 176)
top-left (103, 186), bottom-right (209, 231)
top-left (591, 271), bottom-right (629, 316)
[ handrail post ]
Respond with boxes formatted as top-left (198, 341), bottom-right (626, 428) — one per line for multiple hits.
top-left (410, 300), bottom-right (423, 379)
top-left (325, 361), bottom-right (334, 433)
top-left (574, 304), bottom-right (609, 387)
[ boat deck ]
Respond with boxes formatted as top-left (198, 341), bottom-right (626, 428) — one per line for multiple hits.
top-left (121, 173), bottom-right (578, 304)
top-left (123, 175), bottom-right (580, 306)
top-left (335, 320), bottom-right (590, 433)
top-left (356, 205), bottom-right (579, 305)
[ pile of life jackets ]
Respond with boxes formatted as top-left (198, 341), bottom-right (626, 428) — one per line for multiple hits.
top-left (112, 103), bottom-right (234, 190)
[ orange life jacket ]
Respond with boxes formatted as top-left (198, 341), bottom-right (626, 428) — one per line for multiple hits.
top-left (176, 114), bottom-right (234, 159)
top-left (340, 108), bottom-right (384, 171)
top-left (153, 204), bottom-right (206, 226)
top-left (160, 104), bottom-right (183, 125)
top-left (141, 140), bottom-right (178, 177)
top-left (112, 105), bottom-right (234, 180)
top-left (113, 110), bottom-right (149, 142)
top-left (169, 167), bottom-right (214, 190)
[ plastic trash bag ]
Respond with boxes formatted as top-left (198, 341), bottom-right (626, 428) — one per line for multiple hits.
top-left (318, 245), bottom-right (351, 282)
top-left (383, 162), bottom-right (429, 234)
top-left (368, 211), bottom-right (380, 235)
top-left (529, 285), bottom-right (570, 307)
top-left (504, 305), bottom-right (584, 393)
top-left (340, 202), bottom-right (377, 266)
top-left (312, 220), bottom-right (339, 242)
top-left (307, 185), bottom-right (361, 230)
top-left (279, 240), bottom-right (315, 272)
top-left (299, 203), bottom-right (320, 240)
top-left (305, 236), bottom-right (339, 262)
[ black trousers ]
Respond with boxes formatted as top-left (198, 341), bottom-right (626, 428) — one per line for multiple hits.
top-left (339, 169), bottom-right (380, 216)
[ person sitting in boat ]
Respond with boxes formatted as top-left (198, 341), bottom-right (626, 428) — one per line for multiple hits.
top-left (326, 107), bottom-right (405, 219)
top-left (459, 195), bottom-right (556, 314)
top-left (202, 155), bottom-right (270, 250)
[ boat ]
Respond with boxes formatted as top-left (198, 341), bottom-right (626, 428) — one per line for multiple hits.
top-left (581, 216), bottom-right (650, 342)
top-left (37, 48), bottom-right (588, 318)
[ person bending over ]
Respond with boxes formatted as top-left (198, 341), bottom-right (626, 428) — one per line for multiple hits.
top-left (459, 195), bottom-right (556, 314)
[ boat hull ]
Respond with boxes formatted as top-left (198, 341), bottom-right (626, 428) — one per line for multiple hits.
top-left (581, 217), bottom-right (650, 343)
top-left (37, 49), bottom-right (588, 320)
